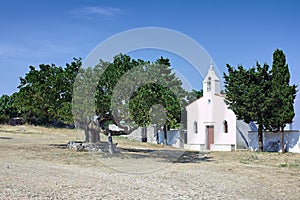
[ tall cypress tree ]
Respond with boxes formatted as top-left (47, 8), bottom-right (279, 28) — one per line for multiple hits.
top-left (269, 49), bottom-right (297, 152)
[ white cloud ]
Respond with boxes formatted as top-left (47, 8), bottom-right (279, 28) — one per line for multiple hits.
top-left (72, 6), bottom-right (121, 16)
top-left (0, 40), bottom-right (74, 61)
top-left (0, 44), bottom-right (27, 58)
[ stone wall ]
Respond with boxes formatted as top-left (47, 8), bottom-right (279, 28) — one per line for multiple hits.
top-left (127, 126), bottom-right (157, 143)
top-left (126, 126), bottom-right (186, 148)
top-left (248, 130), bottom-right (300, 153)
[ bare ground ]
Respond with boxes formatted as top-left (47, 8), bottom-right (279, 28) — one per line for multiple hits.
top-left (1, 125), bottom-right (300, 200)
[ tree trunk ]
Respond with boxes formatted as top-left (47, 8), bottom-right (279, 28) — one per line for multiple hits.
top-left (280, 126), bottom-right (285, 153)
top-left (163, 125), bottom-right (167, 145)
top-left (84, 120), bottom-right (100, 143)
top-left (258, 124), bottom-right (263, 151)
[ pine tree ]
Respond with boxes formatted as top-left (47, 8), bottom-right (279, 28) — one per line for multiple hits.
top-left (269, 49), bottom-right (297, 152)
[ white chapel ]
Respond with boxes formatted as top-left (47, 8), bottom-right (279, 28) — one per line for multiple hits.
top-left (185, 64), bottom-right (250, 151)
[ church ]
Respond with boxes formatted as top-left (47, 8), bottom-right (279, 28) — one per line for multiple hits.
top-left (185, 64), bottom-right (251, 151)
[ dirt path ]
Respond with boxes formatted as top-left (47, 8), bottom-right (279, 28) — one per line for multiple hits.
top-left (1, 125), bottom-right (300, 199)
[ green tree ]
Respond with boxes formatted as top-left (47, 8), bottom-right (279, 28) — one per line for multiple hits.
top-left (95, 54), bottom-right (144, 133)
top-left (0, 94), bottom-right (18, 123)
top-left (73, 55), bottom-right (144, 143)
top-left (269, 49), bottom-right (297, 152)
top-left (73, 54), bottom-right (187, 144)
top-left (15, 58), bottom-right (80, 126)
top-left (127, 57), bottom-right (186, 145)
top-left (224, 62), bottom-right (271, 151)
top-left (73, 61), bottom-right (105, 143)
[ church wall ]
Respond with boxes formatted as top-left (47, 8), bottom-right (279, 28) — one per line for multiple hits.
top-left (210, 95), bottom-right (236, 146)
top-left (198, 96), bottom-right (209, 145)
top-left (186, 100), bottom-right (201, 145)
top-left (186, 94), bottom-right (237, 148)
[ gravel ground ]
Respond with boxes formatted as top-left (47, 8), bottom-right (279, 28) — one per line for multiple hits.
top-left (1, 125), bottom-right (300, 199)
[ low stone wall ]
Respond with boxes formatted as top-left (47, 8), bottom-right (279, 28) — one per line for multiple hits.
top-left (248, 130), bottom-right (300, 153)
top-left (127, 126), bottom-right (157, 143)
top-left (127, 126), bottom-right (185, 148)
top-left (67, 141), bottom-right (119, 153)
top-left (156, 129), bottom-right (185, 148)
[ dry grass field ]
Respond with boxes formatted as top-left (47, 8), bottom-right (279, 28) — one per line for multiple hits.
top-left (1, 125), bottom-right (300, 199)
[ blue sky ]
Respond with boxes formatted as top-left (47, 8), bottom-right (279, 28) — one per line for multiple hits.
top-left (0, 0), bottom-right (299, 128)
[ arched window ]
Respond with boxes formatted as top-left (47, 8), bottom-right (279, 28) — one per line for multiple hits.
top-left (194, 121), bottom-right (198, 134)
top-left (207, 77), bottom-right (211, 92)
top-left (223, 120), bottom-right (228, 133)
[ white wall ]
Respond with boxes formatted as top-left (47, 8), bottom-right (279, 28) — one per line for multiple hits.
top-left (128, 126), bottom-right (157, 143)
top-left (157, 129), bottom-right (184, 148)
top-left (248, 131), bottom-right (300, 153)
top-left (186, 99), bottom-right (201, 145)
top-left (236, 120), bottom-right (251, 149)
top-left (212, 95), bottom-right (236, 146)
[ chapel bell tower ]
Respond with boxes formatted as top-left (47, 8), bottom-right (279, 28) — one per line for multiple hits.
top-left (203, 63), bottom-right (220, 96)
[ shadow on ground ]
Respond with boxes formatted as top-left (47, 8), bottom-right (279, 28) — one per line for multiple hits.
top-left (49, 142), bottom-right (213, 164)
top-left (174, 151), bottom-right (212, 163)
top-left (93, 145), bottom-right (213, 163)
top-left (0, 136), bottom-right (12, 140)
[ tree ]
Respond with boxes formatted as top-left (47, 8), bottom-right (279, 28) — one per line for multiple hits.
top-left (73, 54), bottom-right (187, 145)
top-left (269, 49), bottom-right (297, 152)
top-left (94, 54), bottom-right (145, 134)
top-left (73, 61), bottom-right (105, 143)
top-left (127, 57), bottom-right (187, 145)
top-left (0, 94), bottom-right (18, 124)
top-left (73, 54), bottom-right (146, 143)
top-left (14, 58), bottom-right (80, 126)
top-left (224, 62), bottom-right (271, 151)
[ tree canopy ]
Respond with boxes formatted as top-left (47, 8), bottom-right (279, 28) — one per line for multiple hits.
top-left (224, 49), bottom-right (297, 151)
top-left (13, 58), bottom-right (80, 126)
top-left (0, 94), bottom-right (18, 123)
top-left (0, 53), bottom-right (187, 145)
top-left (224, 62), bottom-right (271, 151)
top-left (268, 49), bottom-right (297, 152)
top-left (72, 54), bottom-right (188, 143)
top-left (269, 49), bottom-right (297, 130)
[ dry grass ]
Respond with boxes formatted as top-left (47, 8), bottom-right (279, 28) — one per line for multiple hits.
top-left (1, 125), bottom-right (300, 199)
top-left (1, 124), bottom-right (300, 169)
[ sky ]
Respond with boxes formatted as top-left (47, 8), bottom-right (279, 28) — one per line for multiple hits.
top-left (0, 0), bottom-right (299, 128)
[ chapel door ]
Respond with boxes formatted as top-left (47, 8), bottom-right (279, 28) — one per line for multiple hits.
top-left (207, 126), bottom-right (214, 150)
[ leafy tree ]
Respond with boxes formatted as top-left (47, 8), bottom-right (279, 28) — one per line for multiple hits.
top-left (73, 54), bottom-right (146, 142)
top-left (14, 58), bottom-right (80, 126)
top-left (94, 54), bottom-right (145, 133)
top-left (269, 49), bottom-right (297, 152)
top-left (73, 61), bottom-right (105, 143)
top-left (224, 62), bottom-right (271, 151)
top-left (73, 54), bottom-right (187, 144)
top-left (0, 94), bottom-right (18, 124)
top-left (127, 57), bottom-right (186, 145)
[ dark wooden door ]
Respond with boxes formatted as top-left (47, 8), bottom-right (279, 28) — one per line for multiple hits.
top-left (207, 126), bottom-right (214, 150)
